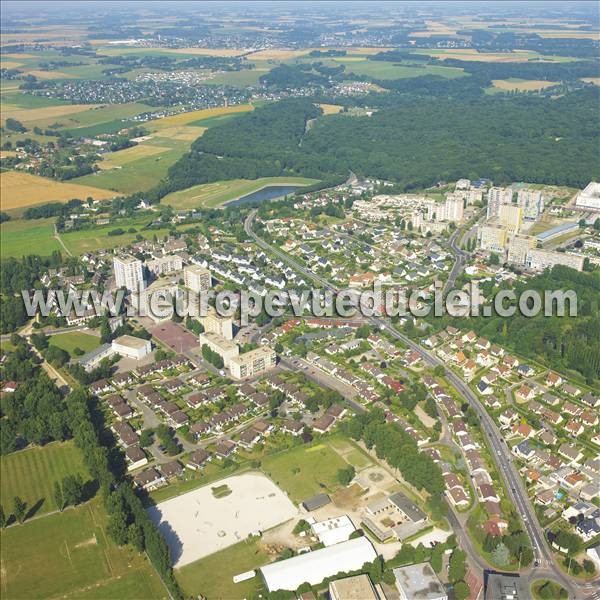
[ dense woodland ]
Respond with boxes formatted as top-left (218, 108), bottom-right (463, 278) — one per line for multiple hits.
top-left (159, 87), bottom-right (599, 199)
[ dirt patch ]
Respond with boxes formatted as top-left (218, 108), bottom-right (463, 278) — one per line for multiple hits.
top-left (74, 535), bottom-right (98, 548)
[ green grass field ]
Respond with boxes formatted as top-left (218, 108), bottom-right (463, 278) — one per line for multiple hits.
top-left (260, 442), bottom-right (348, 503)
top-left (59, 215), bottom-right (172, 254)
top-left (176, 537), bottom-right (268, 599)
top-left (0, 442), bottom-right (88, 517)
top-left (162, 176), bottom-right (318, 209)
top-left (0, 498), bottom-right (167, 600)
top-left (49, 332), bottom-right (101, 356)
top-left (0, 218), bottom-right (61, 258)
top-left (74, 139), bottom-right (190, 194)
top-left (337, 57), bottom-right (466, 80)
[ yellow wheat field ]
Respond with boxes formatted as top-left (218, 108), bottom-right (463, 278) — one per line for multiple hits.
top-left (318, 103), bottom-right (344, 115)
top-left (153, 126), bottom-right (206, 141)
top-left (1, 103), bottom-right (100, 125)
top-left (148, 104), bottom-right (254, 129)
top-left (491, 79), bottom-right (558, 91)
top-left (0, 171), bottom-right (116, 211)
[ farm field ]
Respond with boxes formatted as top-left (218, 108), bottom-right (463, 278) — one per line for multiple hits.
top-left (303, 55), bottom-right (466, 80)
top-left (74, 138), bottom-right (190, 194)
top-left (0, 442), bottom-right (88, 517)
top-left (146, 103), bottom-right (254, 130)
top-left (0, 217), bottom-right (60, 257)
top-left (1, 103), bottom-right (98, 126)
top-left (489, 78), bottom-right (559, 92)
top-left (0, 171), bottom-right (116, 212)
top-left (49, 331), bottom-right (101, 356)
top-left (318, 103), bottom-right (344, 115)
top-left (260, 441), bottom-right (348, 503)
top-left (412, 48), bottom-right (576, 63)
top-left (0, 498), bottom-right (167, 600)
top-left (96, 46), bottom-right (246, 57)
top-left (176, 537), bottom-right (269, 600)
top-left (162, 176), bottom-right (318, 209)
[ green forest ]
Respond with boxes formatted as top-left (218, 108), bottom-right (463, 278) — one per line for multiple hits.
top-left (157, 87), bottom-right (599, 200)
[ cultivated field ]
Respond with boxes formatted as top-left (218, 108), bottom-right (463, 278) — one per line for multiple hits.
top-left (148, 472), bottom-right (297, 567)
top-left (1, 103), bottom-right (99, 126)
top-left (247, 48), bottom-right (312, 60)
top-left (148, 125), bottom-right (205, 141)
top-left (260, 442), bottom-right (348, 503)
top-left (49, 331), bottom-right (101, 356)
top-left (100, 143), bottom-right (172, 168)
top-left (0, 217), bottom-right (60, 258)
top-left (0, 171), bottom-right (116, 211)
top-left (75, 139), bottom-right (189, 194)
top-left (147, 104), bottom-right (254, 129)
top-left (318, 103), bottom-right (344, 115)
top-left (0, 498), bottom-right (167, 600)
top-left (413, 48), bottom-right (575, 63)
top-left (162, 176), bottom-right (318, 210)
top-left (491, 78), bottom-right (559, 91)
top-left (0, 442), bottom-right (88, 517)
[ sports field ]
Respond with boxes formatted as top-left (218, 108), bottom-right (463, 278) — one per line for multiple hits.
top-left (0, 442), bottom-right (88, 517)
top-left (0, 218), bottom-right (60, 257)
top-left (148, 472), bottom-right (297, 567)
top-left (260, 442), bottom-right (348, 503)
top-left (0, 171), bottom-right (116, 212)
top-left (0, 498), bottom-right (167, 600)
top-left (49, 331), bottom-right (101, 356)
top-left (162, 176), bottom-right (318, 209)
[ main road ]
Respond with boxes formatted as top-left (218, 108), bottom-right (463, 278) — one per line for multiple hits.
top-left (244, 209), bottom-right (595, 598)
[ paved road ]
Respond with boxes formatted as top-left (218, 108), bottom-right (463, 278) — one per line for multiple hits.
top-left (244, 210), bottom-right (597, 599)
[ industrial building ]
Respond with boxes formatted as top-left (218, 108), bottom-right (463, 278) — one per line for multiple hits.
top-left (260, 536), bottom-right (377, 592)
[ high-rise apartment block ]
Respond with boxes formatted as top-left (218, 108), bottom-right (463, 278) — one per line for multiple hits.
top-left (184, 265), bottom-right (212, 293)
top-left (113, 255), bottom-right (144, 292)
top-left (487, 187), bottom-right (513, 219)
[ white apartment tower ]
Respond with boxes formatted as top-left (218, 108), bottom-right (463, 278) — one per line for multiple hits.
top-left (184, 265), bottom-right (212, 293)
top-left (487, 187), bottom-right (513, 220)
top-left (517, 188), bottom-right (544, 221)
top-left (113, 255), bottom-right (144, 292)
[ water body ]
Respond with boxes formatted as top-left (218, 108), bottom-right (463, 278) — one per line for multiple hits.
top-left (226, 184), bottom-right (303, 207)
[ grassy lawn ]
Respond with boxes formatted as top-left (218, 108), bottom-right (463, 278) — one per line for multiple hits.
top-left (260, 441), bottom-right (348, 503)
top-left (162, 176), bottom-right (318, 209)
top-left (73, 139), bottom-right (190, 194)
top-left (59, 213), bottom-right (172, 254)
top-left (0, 441), bottom-right (89, 517)
top-left (0, 217), bottom-right (60, 257)
top-left (0, 498), bottom-right (167, 600)
top-left (49, 332), bottom-right (101, 357)
top-left (176, 537), bottom-right (269, 600)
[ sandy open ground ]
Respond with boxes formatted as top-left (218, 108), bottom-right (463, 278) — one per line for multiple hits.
top-left (148, 472), bottom-right (298, 567)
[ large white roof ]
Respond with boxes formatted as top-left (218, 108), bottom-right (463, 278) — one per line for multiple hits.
top-left (260, 536), bottom-right (377, 592)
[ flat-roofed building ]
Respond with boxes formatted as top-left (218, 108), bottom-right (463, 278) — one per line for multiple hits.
top-left (393, 562), bottom-right (447, 600)
top-left (499, 203), bottom-right (522, 233)
top-left (517, 188), bottom-right (544, 220)
top-left (146, 255), bottom-right (183, 277)
top-left (484, 573), bottom-right (528, 600)
top-left (114, 255), bottom-right (144, 292)
top-left (260, 537), bottom-right (377, 592)
top-left (507, 234), bottom-right (535, 265)
top-left (112, 335), bottom-right (152, 360)
top-left (311, 515), bottom-right (356, 547)
top-left (479, 225), bottom-right (508, 253)
top-left (526, 249), bottom-right (584, 272)
top-left (575, 181), bottom-right (600, 211)
top-left (329, 574), bottom-right (379, 600)
top-left (487, 187), bottom-right (513, 219)
top-left (184, 264), bottom-right (212, 293)
top-left (229, 346), bottom-right (276, 379)
top-left (199, 331), bottom-right (239, 366)
top-left (200, 306), bottom-right (234, 340)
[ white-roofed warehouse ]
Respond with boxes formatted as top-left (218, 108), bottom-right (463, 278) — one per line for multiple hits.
top-left (260, 536), bottom-right (377, 592)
